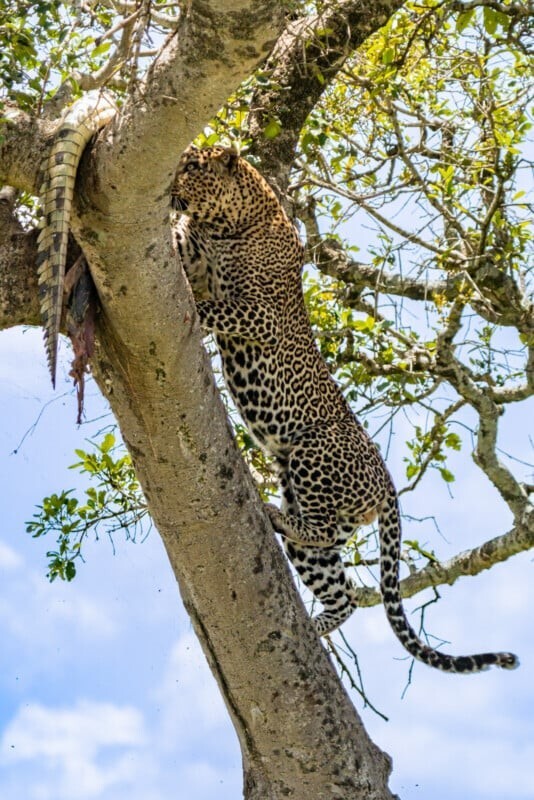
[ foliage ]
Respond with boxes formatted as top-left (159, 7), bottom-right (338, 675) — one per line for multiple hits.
top-left (2, 3), bottom-right (531, 793)
top-left (188, 1), bottom-right (532, 501)
top-left (0, 0), bottom-right (180, 110)
top-left (197, 0), bottom-right (533, 604)
top-left (292, 0), bottom-right (532, 497)
top-left (26, 433), bottom-right (148, 581)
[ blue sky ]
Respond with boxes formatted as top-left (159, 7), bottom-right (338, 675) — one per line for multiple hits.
top-left (1, 325), bottom-right (532, 800)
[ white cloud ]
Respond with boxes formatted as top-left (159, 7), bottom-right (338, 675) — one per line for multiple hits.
top-left (385, 720), bottom-right (534, 799)
top-left (2, 328), bottom-right (531, 800)
top-left (0, 700), bottom-right (147, 800)
top-left (0, 542), bottom-right (23, 570)
top-left (337, 547), bottom-right (533, 800)
top-left (0, 567), bottom-right (117, 652)
top-left (152, 631), bottom-right (236, 755)
top-left (0, 636), bottom-right (242, 800)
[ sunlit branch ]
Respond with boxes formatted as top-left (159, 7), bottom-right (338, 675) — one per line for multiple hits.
top-left (449, 0), bottom-right (531, 18)
top-left (87, 0), bottom-right (180, 28)
top-left (387, 100), bottom-right (470, 246)
top-left (75, 10), bottom-right (139, 90)
top-left (247, 0), bottom-right (407, 187)
top-left (350, 517), bottom-right (534, 610)
top-left (298, 165), bottom-right (443, 254)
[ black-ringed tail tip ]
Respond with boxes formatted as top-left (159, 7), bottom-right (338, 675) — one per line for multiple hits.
top-left (378, 588), bottom-right (520, 674)
top-left (404, 646), bottom-right (519, 673)
top-left (36, 91), bottom-right (116, 386)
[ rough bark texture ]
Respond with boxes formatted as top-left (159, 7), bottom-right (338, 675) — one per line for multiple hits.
top-left (91, 322), bottom-right (396, 798)
top-left (0, 188), bottom-right (40, 327)
top-left (0, 2), bottom-right (405, 797)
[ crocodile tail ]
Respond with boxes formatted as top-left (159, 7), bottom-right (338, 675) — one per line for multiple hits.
top-left (378, 485), bottom-right (518, 672)
top-left (37, 91), bottom-right (116, 387)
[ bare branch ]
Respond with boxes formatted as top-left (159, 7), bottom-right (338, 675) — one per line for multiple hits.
top-left (351, 515), bottom-right (534, 609)
top-left (472, 395), bottom-right (532, 516)
top-left (69, 8), bottom-right (141, 91)
top-left (449, 0), bottom-right (531, 18)
top-left (297, 201), bottom-right (534, 336)
top-left (95, 0), bottom-right (181, 29)
top-left (1, 0), bottom-right (284, 198)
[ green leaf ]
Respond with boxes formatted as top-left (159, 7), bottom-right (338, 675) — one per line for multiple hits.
top-left (444, 433), bottom-right (462, 451)
top-left (483, 7), bottom-right (498, 35)
top-left (406, 463), bottom-right (419, 480)
top-left (28, 434), bottom-right (148, 580)
top-left (353, 316), bottom-right (376, 332)
top-left (263, 119), bottom-right (282, 139)
top-left (439, 467), bottom-right (455, 483)
top-left (404, 540), bottom-right (438, 563)
top-left (456, 10), bottom-right (474, 34)
top-left (100, 433), bottom-right (116, 453)
top-left (91, 41), bottom-right (112, 58)
top-left (315, 28), bottom-right (334, 37)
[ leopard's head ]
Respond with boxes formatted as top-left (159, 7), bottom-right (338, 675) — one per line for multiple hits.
top-left (172, 146), bottom-right (240, 227)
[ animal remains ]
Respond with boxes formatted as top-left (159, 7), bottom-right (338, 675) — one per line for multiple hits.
top-left (36, 91), bottom-right (116, 387)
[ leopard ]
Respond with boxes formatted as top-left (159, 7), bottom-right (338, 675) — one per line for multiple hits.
top-left (171, 144), bottom-right (518, 674)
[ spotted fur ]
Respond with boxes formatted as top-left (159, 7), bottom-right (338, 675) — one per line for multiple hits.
top-left (37, 91), bottom-right (116, 386)
top-left (172, 145), bottom-right (518, 673)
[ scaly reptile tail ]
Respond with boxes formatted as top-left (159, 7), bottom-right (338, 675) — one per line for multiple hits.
top-left (37, 91), bottom-right (116, 386)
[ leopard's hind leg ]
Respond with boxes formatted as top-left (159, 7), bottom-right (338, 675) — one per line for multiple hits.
top-left (283, 539), bottom-right (358, 635)
top-left (273, 443), bottom-right (360, 636)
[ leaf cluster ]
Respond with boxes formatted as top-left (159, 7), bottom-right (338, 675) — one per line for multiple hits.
top-left (289, 0), bottom-right (532, 503)
top-left (0, 0), bottom-right (181, 111)
top-left (26, 433), bottom-right (148, 580)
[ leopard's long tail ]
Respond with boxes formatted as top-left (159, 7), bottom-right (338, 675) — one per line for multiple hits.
top-left (378, 485), bottom-right (518, 672)
top-left (37, 91), bottom-right (116, 386)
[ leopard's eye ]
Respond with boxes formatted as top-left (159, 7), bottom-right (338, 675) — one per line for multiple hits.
top-left (185, 161), bottom-right (199, 173)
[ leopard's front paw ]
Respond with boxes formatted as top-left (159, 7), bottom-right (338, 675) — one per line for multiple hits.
top-left (264, 503), bottom-right (284, 532)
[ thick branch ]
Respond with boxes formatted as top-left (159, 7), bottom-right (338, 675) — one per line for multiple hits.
top-left (94, 0), bottom-right (284, 204)
top-left (0, 4), bottom-right (404, 795)
top-left (1, 0), bottom-right (283, 198)
top-left (248, 0), bottom-right (405, 188)
top-left (0, 106), bottom-right (54, 194)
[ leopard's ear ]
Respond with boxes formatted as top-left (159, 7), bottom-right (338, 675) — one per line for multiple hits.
top-left (213, 148), bottom-right (239, 176)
